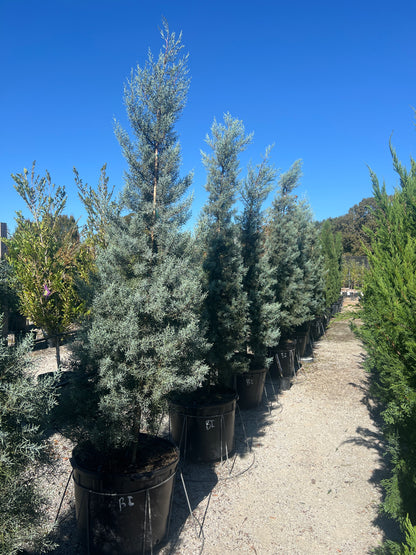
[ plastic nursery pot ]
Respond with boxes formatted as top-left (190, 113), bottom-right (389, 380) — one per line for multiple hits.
top-left (273, 340), bottom-right (296, 378)
top-left (169, 388), bottom-right (238, 463)
top-left (236, 367), bottom-right (267, 410)
top-left (71, 435), bottom-right (179, 555)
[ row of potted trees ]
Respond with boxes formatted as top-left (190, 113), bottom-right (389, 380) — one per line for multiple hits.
top-left (3, 23), bottom-right (343, 554)
top-left (63, 24), bottom-right (338, 553)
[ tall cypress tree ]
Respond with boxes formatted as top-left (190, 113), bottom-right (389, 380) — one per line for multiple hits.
top-left (297, 203), bottom-right (326, 320)
top-left (239, 149), bottom-right (280, 367)
top-left (265, 160), bottom-right (309, 338)
top-left (200, 113), bottom-right (252, 387)
top-left (359, 142), bottom-right (416, 524)
top-left (86, 22), bottom-right (208, 455)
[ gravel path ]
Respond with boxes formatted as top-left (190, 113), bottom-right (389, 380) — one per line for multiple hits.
top-left (33, 302), bottom-right (391, 554)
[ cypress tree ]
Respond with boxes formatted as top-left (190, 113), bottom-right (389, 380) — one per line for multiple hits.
top-left (297, 205), bottom-right (326, 320)
top-left (239, 148), bottom-right (280, 367)
top-left (359, 142), bottom-right (416, 524)
top-left (85, 22), bottom-right (208, 456)
top-left (200, 113), bottom-right (252, 387)
top-left (265, 160), bottom-right (311, 338)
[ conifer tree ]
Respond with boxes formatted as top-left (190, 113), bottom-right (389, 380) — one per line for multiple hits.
top-left (86, 22), bottom-right (208, 454)
top-left (239, 149), bottom-right (280, 367)
top-left (200, 113), bottom-right (252, 387)
top-left (0, 329), bottom-right (57, 554)
top-left (359, 142), bottom-right (416, 524)
top-left (297, 204), bottom-right (326, 319)
top-left (320, 219), bottom-right (343, 307)
top-left (265, 160), bottom-right (311, 338)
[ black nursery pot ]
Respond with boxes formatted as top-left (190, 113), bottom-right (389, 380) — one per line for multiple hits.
top-left (169, 388), bottom-right (238, 463)
top-left (71, 435), bottom-right (179, 555)
top-left (236, 367), bottom-right (267, 410)
top-left (271, 339), bottom-right (296, 378)
top-left (295, 323), bottom-right (311, 358)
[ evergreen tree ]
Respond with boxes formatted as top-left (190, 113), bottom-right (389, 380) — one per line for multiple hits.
top-left (319, 219), bottom-right (343, 307)
top-left (0, 329), bottom-right (57, 554)
top-left (239, 148), bottom-right (280, 367)
top-left (6, 164), bottom-right (86, 367)
top-left (297, 204), bottom-right (326, 320)
top-left (359, 142), bottom-right (416, 524)
top-left (85, 22), bottom-right (208, 455)
top-left (265, 160), bottom-right (311, 338)
top-left (200, 113), bottom-right (252, 387)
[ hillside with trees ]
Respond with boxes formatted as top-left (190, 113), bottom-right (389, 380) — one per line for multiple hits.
top-left (321, 196), bottom-right (377, 256)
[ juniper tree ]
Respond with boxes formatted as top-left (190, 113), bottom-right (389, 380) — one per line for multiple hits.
top-left (239, 149), bottom-right (280, 367)
top-left (265, 160), bottom-right (311, 338)
top-left (296, 203), bottom-right (326, 320)
top-left (6, 164), bottom-right (86, 367)
top-left (0, 328), bottom-right (57, 554)
top-left (359, 142), bottom-right (416, 525)
top-left (199, 113), bottom-right (252, 387)
top-left (85, 22), bottom-right (208, 455)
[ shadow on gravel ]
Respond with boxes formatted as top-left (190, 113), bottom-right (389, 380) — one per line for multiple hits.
top-left (339, 423), bottom-right (402, 547)
top-left (234, 377), bottom-right (281, 456)
top-left (158, 461), bottom-right (218, 554)
top-left (48, 507), bottom-right (82, 554)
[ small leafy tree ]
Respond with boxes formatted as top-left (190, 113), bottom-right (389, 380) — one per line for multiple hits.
top-left (341, 256), bottom-right (368, 289)
top-left (239, 148), bottom-right (280, 367)
top-left (6, 164), bottom-right (86, 367)
top-left (0, 328), bottom-right (57, 554)
top-left (73, 163), bottom-right (118, 311)
top-left (199, 113), bottom-right (252, 387)
top-left (81, 22), bottom-right (208, 459)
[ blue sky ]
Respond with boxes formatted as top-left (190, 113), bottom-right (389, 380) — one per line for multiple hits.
top-left (1, 0), bottom-right (415, 233)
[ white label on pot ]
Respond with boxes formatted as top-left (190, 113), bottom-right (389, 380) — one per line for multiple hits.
top-left (119, 496), bottom-right (135, 512)
top-left (246, 378), bottom-right (254, 385)
top-left (205, 419), bottom-right (215, 431)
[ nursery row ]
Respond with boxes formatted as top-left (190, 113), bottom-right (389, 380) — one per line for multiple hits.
top-left (0, 22), bottom-right (344, 554)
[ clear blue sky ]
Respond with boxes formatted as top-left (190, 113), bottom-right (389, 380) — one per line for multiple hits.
top-left (1, 0), bottom-right (415, 233)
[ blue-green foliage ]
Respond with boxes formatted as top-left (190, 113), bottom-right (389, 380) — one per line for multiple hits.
top-left (297, 203), bottom-right (326, 319)
top-left (239, 148), bottom-right (281, 366)
top-left (359, 138), bottom-right (416, 540)
top-left (87, 22), bottom-right (208, 451)
top-left (0, 329), bottom-right (57, 554)
top-left (200, 114), bottom-right (252, 386)
top-left (265, 161), bottom-right (320, 337)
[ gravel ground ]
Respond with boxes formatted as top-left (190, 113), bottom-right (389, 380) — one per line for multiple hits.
top-left (29, 300), bottom-right (396, 554)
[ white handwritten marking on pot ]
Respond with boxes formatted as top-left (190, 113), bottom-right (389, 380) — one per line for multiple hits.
top-left (119, 496), bottom-right (135, 512)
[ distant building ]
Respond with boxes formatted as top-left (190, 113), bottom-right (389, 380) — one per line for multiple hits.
top-left (0, 222), bottom-right (7, 259)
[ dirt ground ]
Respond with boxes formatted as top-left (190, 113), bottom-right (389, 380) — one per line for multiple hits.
top-left (34, 299), bottom-right (397, 554)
